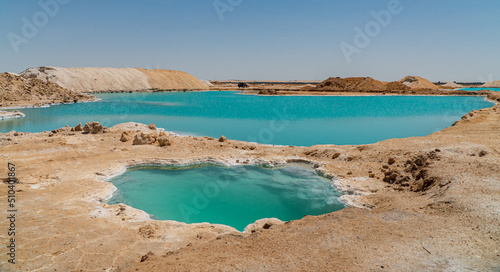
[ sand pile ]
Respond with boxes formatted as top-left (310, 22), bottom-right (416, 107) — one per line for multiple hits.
top-left (399, 76), bottom-right (440, 90)
top-left (20, 67), bottom-right (208, 93)
top-left (310, 77), bottom-right (410, 92)
top-left (0, 72), bottom-right (94, 106)
top-left (201, 80), bottom-right (214, 87)
top-left (481, 81), bottom-right (500, 88)
top-left (136, 68), bottom-right (207, 90)
top-left (442, 82), bottom-right (464, 88)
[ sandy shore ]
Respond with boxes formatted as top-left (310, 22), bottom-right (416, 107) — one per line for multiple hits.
top-left (0, 93), bottom-right (499, 271)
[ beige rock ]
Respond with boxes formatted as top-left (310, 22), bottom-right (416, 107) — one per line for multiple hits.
top-left (158, 136), bottom-right (172, 147)
top-left (120, 131), bottom-right (133, 142)
top-left (73, 122), bottom-right (83, 132)
top-left (133, 132), bottom-right (157, 145)
top-left (83, 122), bottom-right (104, 134)
top-left (219, 135), bottom-right (227, 142)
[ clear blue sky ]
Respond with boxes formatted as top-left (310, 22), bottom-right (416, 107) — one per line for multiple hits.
top-left (1, 0), bottom-right (499, 81)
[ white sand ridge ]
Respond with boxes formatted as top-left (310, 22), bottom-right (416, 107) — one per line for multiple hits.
top-left (20, 66), bottom-right (208, 92)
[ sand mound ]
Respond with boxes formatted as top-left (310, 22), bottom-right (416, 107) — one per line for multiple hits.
top-left (399, 76), bottom-right (440, 90)
top-left (481, 81), bottom-right (500, 88)
top-left (136, 68), bottom-right (207, 90)
top-left (310, 77), bottom-right (410, 92)
top-left (20, 67), bottom-right (207, 92)
top-left (0, 72), bottom-right (94, 106)
top-left (442, 82), bottom-right (464, 88)
top-left (201, 80), bottom-right (214, 87)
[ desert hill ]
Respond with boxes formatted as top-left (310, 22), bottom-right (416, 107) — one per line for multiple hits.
top-left (306, 75), bottom-right (441, 93)
top-left (399, 76), bottom-right (440, 90)
top-left (481, 81), bottom-right (500, 88)
top-left (20, 67), bottom-right (208, 93)
top-left (309, 77), bottom-right (410, 92)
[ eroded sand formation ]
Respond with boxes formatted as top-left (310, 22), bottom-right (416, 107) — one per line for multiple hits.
top-left (0, 72), bottom-right (96, 108)
top-left (0, 92), bottom-right (499, 271)
top-left (20, 67), bottom-right (208, 92)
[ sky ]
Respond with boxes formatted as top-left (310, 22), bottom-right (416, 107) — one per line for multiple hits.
top-left (0, 0), bottom-right (499, 82)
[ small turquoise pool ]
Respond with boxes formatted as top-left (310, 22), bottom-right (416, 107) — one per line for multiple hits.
top-left (107, 165), bottom-right (344, 231)
top-left (0, 91), bottom-right (494, 146)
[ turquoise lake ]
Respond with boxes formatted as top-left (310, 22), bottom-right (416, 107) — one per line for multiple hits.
top-left (459, 88), bottom-right (500, 91)
top-left (107, 165), bottom-right (344, 231)
top-left (0, 91), bottom-right (494, 146)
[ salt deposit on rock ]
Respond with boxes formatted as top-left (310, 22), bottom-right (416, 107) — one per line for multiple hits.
top-left (19, 66), bottom-right (208, 92)
top-left (0, 110), bottom-right (25, 120)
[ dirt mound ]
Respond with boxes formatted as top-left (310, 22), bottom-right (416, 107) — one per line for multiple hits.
top-left (136, 68), bottom-right (207, 90)
top-left (481, 81), bottom-right (500, 88)
top-left (0, 72), bottom-right (94, 106)
top-left (310, 77), bottom-right (410, 92)
top-left (19, 67), bottom-right (207, 92)
top-left (399, 76), bottom-right (440, 90)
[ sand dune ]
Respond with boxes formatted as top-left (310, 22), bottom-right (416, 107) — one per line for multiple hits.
top-left (481, 80), bottom-right (500, 88)
top-left (399, 76), bottom-right (440, 90)
top-left (442, 82), bottom-right (464, 88)
top-left (20, 67), bottom-right (208, 92)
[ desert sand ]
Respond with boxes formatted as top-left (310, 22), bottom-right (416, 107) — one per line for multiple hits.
top-left (221, 76), bottom-right (464, 96)
top-left (399, 76), bottom-right (440, 90)
top-left (482, 81), bottom-right (500, 88)
top-left (0, 72), bottom-right (96, 108)
top-left (19, 67), bottom-right (208, 93)
top-left (442, 82), bottom-right (464, 88)
top-left (0, 91), bottom-right (499, 271)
